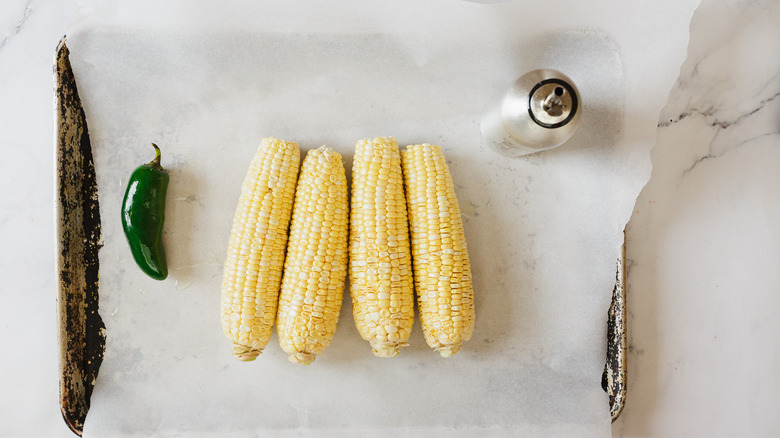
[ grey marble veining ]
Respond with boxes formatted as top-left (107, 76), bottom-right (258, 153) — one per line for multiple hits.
top-left (618, 0), bottom-right (780, 436)
top-left (657, 1), bottom-right (780, 181)
top-left (0, 0), bottom-right (33, 50)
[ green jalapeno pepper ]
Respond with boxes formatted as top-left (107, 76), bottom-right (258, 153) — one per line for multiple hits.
top-left (121, 143), bottom-right (169, 280)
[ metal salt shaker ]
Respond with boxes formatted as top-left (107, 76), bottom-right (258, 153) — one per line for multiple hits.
top-left (481, 69), bottom-right (581, 157)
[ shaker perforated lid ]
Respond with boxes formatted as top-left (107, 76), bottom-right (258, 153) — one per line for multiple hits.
top-left (528, 79), bottom-right (578, 129)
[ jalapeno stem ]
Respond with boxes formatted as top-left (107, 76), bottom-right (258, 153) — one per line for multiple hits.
top-left (149, 143), bottom-right (164, 170)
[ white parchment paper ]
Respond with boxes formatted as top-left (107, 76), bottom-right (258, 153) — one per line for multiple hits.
top-left (65, 1), bottom-right (698, 435)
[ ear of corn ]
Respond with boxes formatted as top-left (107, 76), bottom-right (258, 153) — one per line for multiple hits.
top-left (350, 137), bottom-right (415, 357)
top-left (401, 144), bottom-right (474, 357)
top-left (221, 137), bottom-right (300, 361)
top-left (276, 146), bottom-right (349, 365)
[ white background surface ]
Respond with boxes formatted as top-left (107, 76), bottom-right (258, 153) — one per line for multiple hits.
top-left (3, 0), bottom-right (777, 436)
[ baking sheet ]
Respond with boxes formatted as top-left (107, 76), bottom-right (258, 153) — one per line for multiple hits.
top-left (64, 0), bottom-right (697, 435)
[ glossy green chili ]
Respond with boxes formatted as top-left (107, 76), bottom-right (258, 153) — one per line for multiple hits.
top-left (121, 143), bottom-right (169, 280)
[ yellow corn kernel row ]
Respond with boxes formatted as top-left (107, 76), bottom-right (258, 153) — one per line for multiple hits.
top-left (349, 137), bottom-right (415, 358)
top-left (222, 137), bottom-right (473, 362)
top-left (276, 146), bottom-right (349, 365)
top-left (401, 144), bottom-right (474, 357)
top-left (221, 138), bottom-right (300, 361)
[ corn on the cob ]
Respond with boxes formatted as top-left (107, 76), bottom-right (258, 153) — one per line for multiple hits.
top-left (401, 144), bottom-right (474, 357)
top-left (221, 137), bottom-right (300, 361)
top-left (276, 146), bottom-right (349, 365)
top-left (350, 137), bottom-right (415, 357)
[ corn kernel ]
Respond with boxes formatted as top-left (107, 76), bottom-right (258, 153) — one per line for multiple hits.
top-left (221, 138), bottom-right (300, 361)
top-left (401, 143), bottom-right (474, 358)
top-left (350, 137), bottom-right (415, 358)
top-left (276, 145), bottom-right (349, 365)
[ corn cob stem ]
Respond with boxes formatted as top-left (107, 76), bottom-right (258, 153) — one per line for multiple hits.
top-left (401, 144), bottom-right (474, 357)
top-left (221, 137), bottom-right (300, 361)
top-left (350, 137), bottom-right (415, 357)
top-left (276, 146), bottom-right (349, 365)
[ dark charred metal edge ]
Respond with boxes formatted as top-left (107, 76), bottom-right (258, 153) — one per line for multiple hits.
top-left (55, 36), bottom-right (106, 437)
top-left (602, 238), bottom-right (627, 422)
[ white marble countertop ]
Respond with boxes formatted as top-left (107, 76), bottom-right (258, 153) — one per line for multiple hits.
top-left (615, 1), bottom-right (780, 436)
top-left (1, 0), bottom-right (778, 436)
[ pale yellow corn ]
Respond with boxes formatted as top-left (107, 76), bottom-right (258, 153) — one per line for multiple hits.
top-left (276, 146), bottom-right (349, 365)
top-left (401, 144), bottom-right (474, 357)
top-left (221, 137), bottom-right (300, 361)
top-left (350, 137), bottom-right (415, 357)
